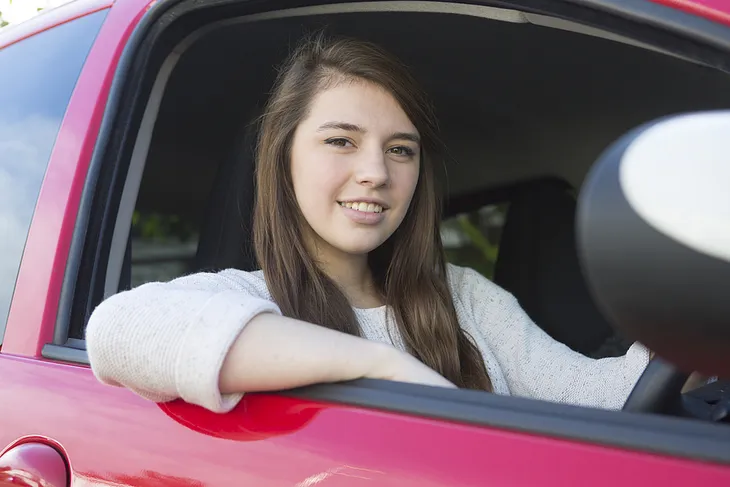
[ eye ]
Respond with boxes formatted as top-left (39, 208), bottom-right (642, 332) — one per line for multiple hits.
top-left (387, 146), bottom-right (416, 157)
top-left (325, 137), bottom-right (354, 148)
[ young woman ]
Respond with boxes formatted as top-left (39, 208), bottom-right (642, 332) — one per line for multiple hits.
top-left (86, 35), bottom-right (651, 413)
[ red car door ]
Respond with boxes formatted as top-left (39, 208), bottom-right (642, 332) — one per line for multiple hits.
top-left (1, 1), bottom-right (729, 486)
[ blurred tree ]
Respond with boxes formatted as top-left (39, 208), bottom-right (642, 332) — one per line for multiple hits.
top-left (443, 203), bottom-right (507, 280)
top-left (0, 0), bottom-right (11, 28)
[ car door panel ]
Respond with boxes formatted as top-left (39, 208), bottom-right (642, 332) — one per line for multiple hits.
top-left (3, 355), bottom-right (730, 486)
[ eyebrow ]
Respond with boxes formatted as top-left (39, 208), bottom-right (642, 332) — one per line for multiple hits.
top-left (316, 121), bottom-right (421, 144)
top-left (390, 132), bottom-right (421, 144)
top-left (317, 121), bottom-right (365, 133)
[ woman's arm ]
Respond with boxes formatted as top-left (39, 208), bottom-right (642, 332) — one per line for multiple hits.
top-left (220, 312), bottom-right (455, 394)
top-left (452, 265), bottom-right (650, 410)
top-left (494, 305), bottom-right (650, 410)
top-left (86, 270), bottom-right (453, 413)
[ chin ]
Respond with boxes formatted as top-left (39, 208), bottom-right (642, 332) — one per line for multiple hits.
top-left (336, 236), bottom-right (389, 255)
top-left (339, 242), bottom-right (382, 255)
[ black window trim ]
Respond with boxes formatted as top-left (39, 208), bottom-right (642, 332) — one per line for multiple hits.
top-left (41, 0), bottom-right (730, 466)
top-left (288, 378), bottom-right (730, 464)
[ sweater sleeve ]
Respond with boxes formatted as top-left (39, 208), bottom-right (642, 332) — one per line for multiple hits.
top-left (453, 266), bottom-right (651, 410)
top-left (85, 270), bottom-right (281, 413)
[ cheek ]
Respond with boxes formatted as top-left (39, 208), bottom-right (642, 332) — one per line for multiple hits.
top-left (292, 152), bottom-right (346, 209)
top-left (391, 162), bottom-right (420, 205)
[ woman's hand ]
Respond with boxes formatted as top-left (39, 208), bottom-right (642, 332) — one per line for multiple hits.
top-left (367, 343), bottom-right (457, 388)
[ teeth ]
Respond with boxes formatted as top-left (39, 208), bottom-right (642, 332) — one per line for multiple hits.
top-left (340, 202), bottom-right (383, 213)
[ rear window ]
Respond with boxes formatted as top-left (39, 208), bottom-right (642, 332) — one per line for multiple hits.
top-left (0, 10), bottom-right (107, 342)
top-left (442, 203), bottom-right (508, 280)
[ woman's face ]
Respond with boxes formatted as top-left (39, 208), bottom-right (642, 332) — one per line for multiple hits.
top-left (290, 80), bottom-right (421, 259)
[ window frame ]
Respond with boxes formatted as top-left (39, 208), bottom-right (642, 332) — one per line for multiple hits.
top-left (42, 0), bottom-right (730, 465)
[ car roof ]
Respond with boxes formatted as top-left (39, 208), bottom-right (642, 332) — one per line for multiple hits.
top-left (0, 0), bottom-right (113, 49)
top-left (2, 0), bottom-right (728, 52)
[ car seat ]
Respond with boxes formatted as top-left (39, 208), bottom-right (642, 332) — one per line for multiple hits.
top-left (493, 180), bottom-right (631, 358)
top-left (194, 118), bottom-right (260, 273)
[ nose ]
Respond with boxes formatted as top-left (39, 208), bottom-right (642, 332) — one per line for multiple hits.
top-left (354, 147), bottom-right (390, 188)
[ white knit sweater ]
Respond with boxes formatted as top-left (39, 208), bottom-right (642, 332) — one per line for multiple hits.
top-left (85, 263), bottom-right (650, 413)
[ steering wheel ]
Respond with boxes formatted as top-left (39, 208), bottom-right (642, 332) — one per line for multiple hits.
top-left (622, 357), bottom-right (690, 414)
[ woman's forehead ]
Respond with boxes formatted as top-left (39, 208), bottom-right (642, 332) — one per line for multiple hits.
top-left (303, 82), bottom-right (418, 135)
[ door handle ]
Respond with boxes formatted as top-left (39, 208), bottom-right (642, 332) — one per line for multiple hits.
top-left (0, 442), bottom-right (68, 487)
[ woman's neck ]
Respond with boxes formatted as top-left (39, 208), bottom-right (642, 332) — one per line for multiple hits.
top-left (313, 244), bottom-right (384, 309)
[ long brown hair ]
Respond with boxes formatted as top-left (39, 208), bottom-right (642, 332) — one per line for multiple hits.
top-left (253, 34), bottom-right (491, 391)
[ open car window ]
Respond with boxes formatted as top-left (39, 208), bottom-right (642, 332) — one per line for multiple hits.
top-left (70, 1), bottom-right (730, 370)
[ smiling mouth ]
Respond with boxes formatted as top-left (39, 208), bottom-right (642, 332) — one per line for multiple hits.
top-left (338, 201), bottom-right (385, 213)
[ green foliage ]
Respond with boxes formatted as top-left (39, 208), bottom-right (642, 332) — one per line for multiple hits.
top-left (0, 0), bottom-right (9, 28)
top-left (131, 211), bottom-right (197, 242)
top-left (443, 204), bottom-right (507, 280)
top-left (456, 214), bottom-right (499, 262)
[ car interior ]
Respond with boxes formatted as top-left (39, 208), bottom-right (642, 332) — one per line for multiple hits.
top-left (68, 2), bottom-right (730, 426)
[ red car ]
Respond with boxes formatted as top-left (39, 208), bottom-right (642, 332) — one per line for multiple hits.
top-left (1, 0), bottom-right (729, 485)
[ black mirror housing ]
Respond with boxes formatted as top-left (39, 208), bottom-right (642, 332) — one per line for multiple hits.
top-left (577, 111), bottom-right (730, 378)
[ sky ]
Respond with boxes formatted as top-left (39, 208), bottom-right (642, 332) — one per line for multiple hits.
top-left (0, 0), bottom-right (72, 25)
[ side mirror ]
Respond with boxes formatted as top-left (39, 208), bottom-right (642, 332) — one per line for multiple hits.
top-left (577, 111), bottom-right (730, 378)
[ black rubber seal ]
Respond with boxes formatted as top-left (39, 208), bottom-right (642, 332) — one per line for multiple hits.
top-left (284, 378), bottom-right (730, 464)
